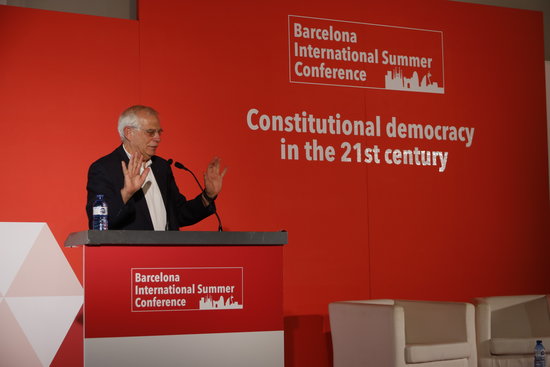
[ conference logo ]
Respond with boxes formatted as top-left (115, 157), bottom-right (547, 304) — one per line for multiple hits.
top-left (288, 15), bottom-right (445, 94)
top-left (131, 267), bottom-right (244, 312)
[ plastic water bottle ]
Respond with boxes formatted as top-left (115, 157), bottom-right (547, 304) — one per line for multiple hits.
top-left (92, 194), bottom-right (108, 230)
top-left (535, 340), bottom-right (546, 367)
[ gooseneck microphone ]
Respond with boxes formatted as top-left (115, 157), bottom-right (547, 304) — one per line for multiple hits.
top-left (169, 159), bottom-right (223, 232)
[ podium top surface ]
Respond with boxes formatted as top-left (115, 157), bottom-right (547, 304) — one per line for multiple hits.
top-left (64, 230), bottom-right (288, 247)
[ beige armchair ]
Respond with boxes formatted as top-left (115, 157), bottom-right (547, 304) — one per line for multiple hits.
top-left (329, 299), bottom-right (477, 367)
top-left (474, 295), bottom-right (550, 367)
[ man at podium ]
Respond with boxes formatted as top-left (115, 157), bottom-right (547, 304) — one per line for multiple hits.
top-left (85, 105), bottom-right (226, 230)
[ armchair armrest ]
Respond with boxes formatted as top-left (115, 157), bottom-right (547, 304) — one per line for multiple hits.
top-left (475, 301), bottom-right (492, 359)
top-left (329, 301), bottom-right (406, 367)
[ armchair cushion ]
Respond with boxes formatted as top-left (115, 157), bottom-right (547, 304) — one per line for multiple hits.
top-left (490, 337), bottom-right (550, 355)
top-left (405, 342), bottom-right (471, 363)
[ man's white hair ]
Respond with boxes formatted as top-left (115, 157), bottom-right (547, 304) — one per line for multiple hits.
top-left (117, 105), bottom-right (159, 141)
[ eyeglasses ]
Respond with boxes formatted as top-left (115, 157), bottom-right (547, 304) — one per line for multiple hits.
top-left (134, 128), bottom-right (164, 137)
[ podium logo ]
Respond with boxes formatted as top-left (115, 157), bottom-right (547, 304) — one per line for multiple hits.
top-left (131, 267), bottom-right (244, 312)
top-left (289, 15), bottom-right (445, 94)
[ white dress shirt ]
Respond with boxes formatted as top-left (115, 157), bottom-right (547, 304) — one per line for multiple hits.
top-left (123, 146), bottom-right (167, 230)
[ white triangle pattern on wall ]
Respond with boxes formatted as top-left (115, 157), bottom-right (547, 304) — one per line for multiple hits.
top-left (0, 223), bottom-right (83, 367)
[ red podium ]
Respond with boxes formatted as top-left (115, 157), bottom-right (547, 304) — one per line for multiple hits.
top-left (65, 230), bottom-right (287, 367)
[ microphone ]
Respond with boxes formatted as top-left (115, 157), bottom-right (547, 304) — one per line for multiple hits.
top-left (170, 159), bottom-right (223, 232)
top-left (174, 161), bottom-right (189, 172)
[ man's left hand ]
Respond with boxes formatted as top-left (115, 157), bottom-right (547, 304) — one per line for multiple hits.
top-left (203, 157), bottom-right (227, 201)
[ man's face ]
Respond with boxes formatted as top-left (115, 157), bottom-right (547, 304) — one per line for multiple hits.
top-left (124, 111), bottom-right (163, 161)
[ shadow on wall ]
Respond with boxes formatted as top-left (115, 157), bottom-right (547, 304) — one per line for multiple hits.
top-left (285, 314), bottom-right (333, 367)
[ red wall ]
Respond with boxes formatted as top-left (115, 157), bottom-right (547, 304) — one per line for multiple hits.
top-left (0, 1), bottom-right (548, 366)
top-left (0, 5), bottom-right (139, 365)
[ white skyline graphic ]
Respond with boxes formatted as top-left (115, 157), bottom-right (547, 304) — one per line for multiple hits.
top-left (200, 294), bottom-right (243, 310)
top-left (385, 68), bottom-right (444, 94)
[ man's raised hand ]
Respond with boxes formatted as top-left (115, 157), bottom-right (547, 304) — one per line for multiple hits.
top-left (120, 152), bottom-right (149, 204)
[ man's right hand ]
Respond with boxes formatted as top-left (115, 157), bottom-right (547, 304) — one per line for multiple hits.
top-left (120, 152), bottom-right (149, 204)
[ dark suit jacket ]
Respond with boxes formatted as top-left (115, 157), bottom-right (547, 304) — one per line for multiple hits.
top-left (86, 145), bottom-right (214, 230)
